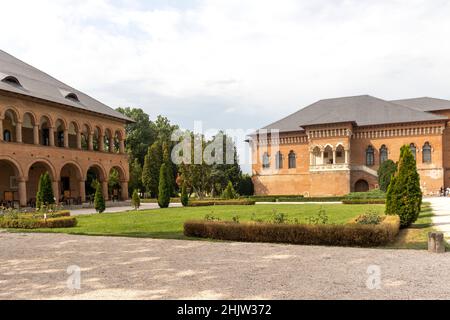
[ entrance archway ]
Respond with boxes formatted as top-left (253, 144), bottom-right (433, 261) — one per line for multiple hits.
top-left (355, 179), bottom-right (369, 192)
top-left (60, 163), bottom-right (83, 204)
top-left (86, 164), bottom-right (107, 202)
top-left (0, 159), bottom-right (21, 207)
top-left (26, 161), bottom-right (57, 205)
top-left (109, 166), bottom-right (128, 201)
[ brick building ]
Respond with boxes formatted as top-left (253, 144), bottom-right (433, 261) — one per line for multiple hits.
top-left (0, 50), bottom-right (132, 207)
top-left (250, 95), bottom-right (450, 196)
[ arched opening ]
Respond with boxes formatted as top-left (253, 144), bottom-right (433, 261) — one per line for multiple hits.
top-left (410, 143), bottom-right (417, 161)
top-left (0, 159), bottom-right (21, 207)
top-left (86, 165), bottom-right (106, 202)
top-left (22, 112), bottom-right (35, 144)
top-left (81, 124), bottom-right (90, 150)
top-left (114, 130), bottom-right (122, 153)
top-left (380, 145), bottom-right (388, 164)
top-left (60, 163), bottom-right (83, 205)
top-left (275, 151), bottom-right (283, 169)
top-left (262, 152), bottom-right (270, 169)
top-left (2, 109), bottom-right (18, 142)
top-left (39, 116), bottom-right (51, 146)
top-left (366, 145), bottom-right (375, 166)
top-left (324, 146), bottom-right (333, 164)
top-left (68, 122), bottom-right (78, 149)
top-left (355, 179), bottom-right (369, 192)
top-left (423, 142), bottom-right (432, 164)
top-left (288, 151), bottom-right (297, 169)
top-left (26, 161), bottom-right (55, 207)
top-left (93, 127), bottom-right (101, 151)
top-left (109, 167), bottom-right (125, 201)
top-left (54, 119), bottom-right (66, 148)
top-left (104, 128), bottom-right (112, 152)
top-left (2, 76), bottom-right (21, 87)
top-left (312, 147), bottom-right (321, 166)
top-left (335, 145), bottom-right (345, 164)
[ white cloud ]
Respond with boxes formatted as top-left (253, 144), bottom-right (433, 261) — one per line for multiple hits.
top-left (1, 0), bottom-right (450, 132)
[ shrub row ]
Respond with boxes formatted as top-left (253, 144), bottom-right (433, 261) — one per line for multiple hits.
top-left (20, 210), bottom-right (71, 219)
top-left (342, 199), bottom-right (386, 205)
top-left (0, 216), bottom-right (78, 229)
top-left (184, 215), bottom-right (400, 247)
top-left (344, 189), bottom-right (386, 200)
top-left (188, 200), bottom-right (256, 207)
top-left (248, 196), bottom-right (344, 203)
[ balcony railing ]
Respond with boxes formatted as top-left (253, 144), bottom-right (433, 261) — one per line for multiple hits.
top-left (309, 163), bottom-right (350, 172)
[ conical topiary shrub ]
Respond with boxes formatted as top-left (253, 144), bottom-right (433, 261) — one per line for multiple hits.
top-left (132, 189), bottom-right (141, 210)
top-left (36, 172), bottom-right (55, 210)
top-left (94, 183), bottom-right (106, 213)
top-left (181, 182), bottom-right (189, 207)
top-left (158, 163), bottom-right (171, 208)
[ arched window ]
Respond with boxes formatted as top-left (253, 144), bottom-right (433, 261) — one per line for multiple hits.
top-left (366, 146), bottom-right (375, 166)
top-left (288, 151), bottom-right (297, 169)
top-left (423, 142), bottom-right (432, 164)
top-left (380, 145), bottom-right (388, 164)
top-left (410, 143), bottom-right (417, 161)
top-left (275, 152), bottom-right (283, 169)
top-left (262, 152), bottom-right (270, 169)
top-left (3, 130), bottom-right (11, 142)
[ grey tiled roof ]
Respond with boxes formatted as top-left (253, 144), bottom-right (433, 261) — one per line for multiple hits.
top-left (262, 95), bottom-right (447, 133)
top-left (0, 50), bottom-right (132, 123)
top-left (391, 97), bottom-right (450, 112)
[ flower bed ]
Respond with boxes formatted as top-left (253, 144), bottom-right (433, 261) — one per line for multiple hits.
top-left (248, 195), bottom-right (344, 202)
top-left (188, 199), bottom-right (256, 207)
top-left (184, 215), bottom-right (400, 247)
top-left (0, 210), bottom-right (77, 229)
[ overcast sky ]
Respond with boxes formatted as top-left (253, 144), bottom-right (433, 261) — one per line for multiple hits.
top-left (2, 0), bottom-right (450, 170)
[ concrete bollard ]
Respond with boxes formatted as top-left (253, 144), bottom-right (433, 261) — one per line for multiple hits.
top-left (428, 232), bottom-right (446, 253)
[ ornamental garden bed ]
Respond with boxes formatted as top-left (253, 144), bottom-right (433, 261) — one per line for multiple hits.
top-left (188, 199), bottom-right (256, 207)
top-left (0, 210), bottom-right (77, 229)
top-left (184, 215), bottom-right (400, 247)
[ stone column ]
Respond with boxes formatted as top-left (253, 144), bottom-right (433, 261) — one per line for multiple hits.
top-left (332, 150), bottom-right (336, 165)
top-left (79, 180), bottom-right (86, 203)
top-left (33, 125), bottom-right (39, 145)
top-left (88, 132), bottom-right (94, 151)
top-left (0, 117), bottom-right (3, 142)
top-left (98, 135), bottom-right (104, 152)
top-left (76, 131), bottom-right (82, 149)
top-left (49, 127), bottom-right (55, 147)
top-left (321, 151), bottom-right (325, 165)
top-left (119, 139), bottom-right (125, 154)
top-left (15, 121), bottom-right (22, 143)
top-left (120, 181), bottom-right (128, 201)
top-left (52, 180), bottom-right (59, 204)
top-left (64, 130), bottom-right (69, 148)
top-left (345, 150), bottom-right (350, 164)
top-left (18, 179), bottom-right (27, 207)
top-left (102, 181), bottom-right (109, 201)
top-left (109, 139), bottom-right (114, 153)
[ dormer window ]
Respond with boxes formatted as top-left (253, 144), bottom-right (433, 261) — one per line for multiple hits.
top-left (1, 76), bottom-right (22, 87)
top-left (65, 93), bottom-right (80, 102)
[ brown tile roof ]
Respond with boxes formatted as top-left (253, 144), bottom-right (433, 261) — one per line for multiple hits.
top-left (0, 49), bottom-right (133, 123)
top-left (262, 95), bottom-right (447, 133)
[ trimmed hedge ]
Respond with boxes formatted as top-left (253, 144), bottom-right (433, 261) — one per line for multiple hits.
top-left (0, 216), bottom-right (77, 229)
top-left (184, 215), bottom-right (400, 247)
top-left (344, 190), bottom-right (386, 200)
top-left (189, 200), bottom-right (256, 207)
top-left (20, 211), bottom-right (71, 219)
top-left (343, 199), bottom-right (386, 205)
top-left (248, 195), bottom-right (344, 203)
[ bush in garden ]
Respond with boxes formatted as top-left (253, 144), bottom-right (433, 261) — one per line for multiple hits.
top-left (221, 181), bottom-right (238, 200)
top-left (378, 160), bottom-right (397, 192)
top-left (131, 189), bottom-right (141, 210)
top-left (158, 163), bottom-right (171, 208)
top-left (181, 182), bottom-right (189, 207)
top-left (386, 145), bottom-right (422, 228)
top-left (94, 183), bottom-right (106, 213)
top-left (36, 172), bottom-right (55, 210)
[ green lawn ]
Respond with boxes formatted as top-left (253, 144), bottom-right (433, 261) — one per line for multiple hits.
top-left (13, 204), bottom-right (384, 239)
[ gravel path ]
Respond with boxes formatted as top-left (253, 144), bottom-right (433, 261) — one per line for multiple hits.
top-left (70, 203), bottom-right (182, 216)
top-left (429, 197), bottom-right (450, 242)
top-left (1, 232), bottom-right (450, 300)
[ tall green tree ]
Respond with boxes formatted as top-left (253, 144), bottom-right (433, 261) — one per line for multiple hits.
top-left (386, 145), bottom-right (422, 228)
top-left (36, 172), bottom-right (55, 209)
top-left (163, 141), bottom-right (174, 196)
top-left (129, 158), bottom-right (143, 194)
top-left (378, 160), bottom-right (397, 192)
top-left (116, 107), bottom-right (157, 165)
top-left (142, 141), bottom-right (163, 198)
top-left (158, 163), bottom-right (171, 208)
top-left (94, 183), bottom-right (106, 213)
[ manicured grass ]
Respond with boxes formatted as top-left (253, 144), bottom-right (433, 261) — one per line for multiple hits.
top-left (11, 204), bottom-right (384, 240)
top-left (387, 202), bottom-right (436, 250)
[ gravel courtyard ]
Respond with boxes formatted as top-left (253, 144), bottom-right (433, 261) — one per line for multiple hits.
top-left (1, 232), bottom-right (450, 300)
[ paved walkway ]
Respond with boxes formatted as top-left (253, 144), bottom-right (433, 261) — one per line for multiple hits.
top-left (428, 197), bottom-right (450, 241)
top-left (70, 203), bottom-right (182, 216)
top-left (1, 232), bottom-right (450, 300)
